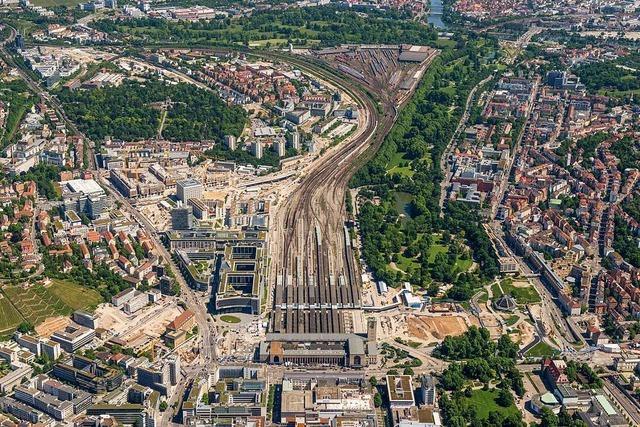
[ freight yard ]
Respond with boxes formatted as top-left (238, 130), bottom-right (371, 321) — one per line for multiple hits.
top-left (314, 44), bottom-right (438, 105)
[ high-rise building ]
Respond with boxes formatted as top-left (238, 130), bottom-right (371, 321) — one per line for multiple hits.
top-left (171, 205), bottom-right (193, 230)
top-left (274, 141), bottom-right (285, 158)
top-left (224, 135), bottom-right (237, 151)
top-left (287, 131), bottom-right (300, 150)
top-left (420, 375), bottom-right (437, 407)
top-left (168, 355), bottom-right (180, 386)
top-left (252, 141), bottom-right (263, 159)
top-left (176, 179), bottom-right (203, 204)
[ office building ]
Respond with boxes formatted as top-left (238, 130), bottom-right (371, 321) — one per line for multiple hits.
top-left (41, 340), bottom-right (61, 361)
top-left (51, 324), bottom-right (95, 353)
top-left (213, 244), bottom-right (265, 314)
top-left (0, 396), bottom-right (50, 424)
top-left (168, 355), bottom-right (180, 386)
top-left (176, 179), bottom-right (203, 204)
top-left (73, 310), bottom-right (97, 329)
top-left (111, 287), bottom-right (137, 307)
top-left (14, 385), bottom-right (74, 421)
top-left (86, 403), bottom-right (149, 426)
top-left (287, 131), bottom-right (301, 150)
top-left (62, 179), bottom-right (108, 220)
top-left (171, 205), bottom-right (193, 230)
top-left (14, 333), bottom-right (40, 355)
top-left (274, 140), bottom-right (286, 157)
top-left (52, 356), bottom-right (123, 394)
top-left (137, 363), bottom-right (170, 396)
top-left (124, 291), bottom-right (148, 315)
top-left (420, 375), bottom-right (436, 407)
top-left (387, 375), bottom-right (415, 409)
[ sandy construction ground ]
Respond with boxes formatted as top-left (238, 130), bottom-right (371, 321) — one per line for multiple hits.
top-left (514, 318), bottom-right (536, 347)
top-left (408, 314), bottom-right (469, 342)
top-left (479, 314), bottom-right (503, 339)
top-left (94, 300), bottom-right (181, 339)
top-left (36, 316), bottom-right (71, 338)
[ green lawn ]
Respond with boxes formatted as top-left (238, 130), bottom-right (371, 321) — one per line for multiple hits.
top-left (48, 279), bottom-right (103, 311)
top-left (386, 151), bottom-right (416, 177)
top-left (395, 252), bottom-right (420, 273)
top-left (435, 38), bottom-right (456, 48)
top-left (525, 341), bottom-right (559, 358)
top-left (427, 236), bottom-right (472, 272)
top-left (477, 291), bottom-right (488, 304)
top-left (426, 241), bottom-right (449, 263)
top-left (462, 389), bottom-right (520, 420)
top-left (248, 38), bottom-right (290, 47)
top-left (504, 315), bottom-right (519, 327)
top-left (492, 280), bottom-right (541, 305)
top-left (0, 295), bottom-right (24, 335)
top-left (220, 315), bottom-right (241, 324)
top-left (390, 234), bottom-right (472, 279)
top-left (387, 165), bottom-right (415, 177)
top-left (455, 257), bottom-right (473, 272)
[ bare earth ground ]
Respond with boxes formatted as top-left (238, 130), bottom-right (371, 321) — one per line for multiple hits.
top-left (94, 301), bottom-right (181, 339)
top-left (408, 315), bottom-right (469, 342)
top-left (36, 316), bottom-right (71, 338)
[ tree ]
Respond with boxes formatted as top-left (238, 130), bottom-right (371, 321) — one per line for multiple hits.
top-left (373, 393), bottom-right (382, 407)
top-left (403, 367), bottom-right (414, 376)
top-left (369, 376), bottom-right (378, 386)
top-left (539, 407), bottom-right (559, 427)
top-left (440, 363), bottom-right (465, 391)
top-left (159, 401), bottom-right (168, 412)
top-left (496, 388), bottom-right (514, 407)
top-left (17, 321), bottom-right (34, 333)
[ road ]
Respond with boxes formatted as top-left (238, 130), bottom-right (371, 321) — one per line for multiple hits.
top-left (0, 25), bottom-right (96, 169)
top-left (99, 174), bottom-right (216, 426)
top-left (438, 72), bottom-right (495, 213)
top-left (603, 376), bottom-right (640, 426)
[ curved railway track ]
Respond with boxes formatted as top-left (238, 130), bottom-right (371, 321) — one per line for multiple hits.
top-left (263, 52), bottom-right (400, 334)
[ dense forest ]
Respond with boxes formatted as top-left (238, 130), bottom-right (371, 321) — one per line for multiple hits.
top-left (350, 39), bottom-right (500, 295)
top-left (610, 136), bottom-right (640, 172)
top-left (0, 79), bottom-right (37, 150)
top-left (91, 5), bottom-right (438, 47)
top-left (575, 54), bottom-right (640, 94)
top-left (57, 80), bottom-right (246, 142)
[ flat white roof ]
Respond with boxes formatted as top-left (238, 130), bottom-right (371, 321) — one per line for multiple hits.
top-left (65, 179), bottom-right (105, 196)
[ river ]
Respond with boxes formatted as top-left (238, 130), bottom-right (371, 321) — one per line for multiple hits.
top-left (427, 0), bottom-right (447, 29)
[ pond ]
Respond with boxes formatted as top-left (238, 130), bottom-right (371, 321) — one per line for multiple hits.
top-left (394, 192), bottom-right (414, 218)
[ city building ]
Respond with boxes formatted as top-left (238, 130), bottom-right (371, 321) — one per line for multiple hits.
top-left (176, 179), bottom-right (204, 204)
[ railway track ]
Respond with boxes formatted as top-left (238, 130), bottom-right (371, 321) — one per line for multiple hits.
top-left (263, 52), bottom-right (403, 335)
